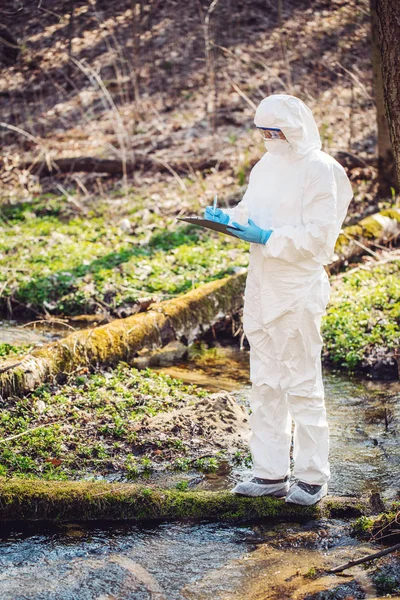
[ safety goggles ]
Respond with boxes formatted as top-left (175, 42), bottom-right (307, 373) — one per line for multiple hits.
top-left (257, 127), bottom-right (286, 140)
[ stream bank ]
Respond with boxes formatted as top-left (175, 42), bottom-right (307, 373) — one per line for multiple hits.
top-left (0, 345), bottom-right (398, 498)
top-left (0, 315), bottom-right (399, 598)
top-left (1, 254), bottom-right (398, 405)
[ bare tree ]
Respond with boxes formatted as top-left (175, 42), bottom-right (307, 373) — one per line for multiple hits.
top-left (196, 0), bottom-right (220, 133)
top-left (131, 0), bottom-right (142, 108)
top-left (374, 0), bottom-right (400, 188)
top-left (370, 0), bottom-right (398, 197)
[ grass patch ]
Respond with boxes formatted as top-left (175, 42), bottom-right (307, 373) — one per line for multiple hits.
top-left (322, 261), bottom-right (400, 370)
top-left (0, 363), bottom-right (206, 480)
top-left (0, 194), bottom-right (248, 316)
top-left (0, 343), bottom-right (32, 358)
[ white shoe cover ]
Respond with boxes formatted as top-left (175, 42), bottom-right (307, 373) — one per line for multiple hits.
top-left (285, 482), bottom-right (328, 506)
top-left (231, 478), bottom-right (289, 498)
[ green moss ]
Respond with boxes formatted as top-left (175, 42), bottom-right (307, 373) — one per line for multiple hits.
top-left (380, 208), bottom-right (400, 222)
top-left (360, 217), bottom-right (384, 239)
top-left (333, 209), bottom-right (400, 256)
top-left (0, 477), bottom-right (369, 523)
top-left (352, 515), bottom-right (376, 534)
top-left (1, 270), bottom-right (246, 399)
top-left (304, 567), bottom-right (318, 579)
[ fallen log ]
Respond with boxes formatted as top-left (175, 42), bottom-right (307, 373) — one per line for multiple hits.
top-left (20, 154), bottom-right (231, 177)
top-left (1, 210), bottom-right (397, 398)
top-left (329, 208), bottom-right (400, 273)
top-left (0, 477), bottom-right (371, 523)
top-left (17, 151), bottom-right (375, 179)
top-left (0, 272), bottom-right (246, 399)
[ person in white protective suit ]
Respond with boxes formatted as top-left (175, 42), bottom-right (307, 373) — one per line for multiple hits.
top-left (204, 94), bottom-right (353, 505)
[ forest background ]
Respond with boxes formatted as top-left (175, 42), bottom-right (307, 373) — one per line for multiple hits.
top-left (0, 0), bottom-right (399, 483)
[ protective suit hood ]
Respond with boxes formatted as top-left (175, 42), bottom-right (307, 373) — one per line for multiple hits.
top-left (254, 94), bottom-right (322, 156)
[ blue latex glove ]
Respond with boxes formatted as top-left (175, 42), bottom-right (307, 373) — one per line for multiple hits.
top-left (227, 219), bottom-right (273, 244)
top-left (204, 206), bottom-right (230, 224)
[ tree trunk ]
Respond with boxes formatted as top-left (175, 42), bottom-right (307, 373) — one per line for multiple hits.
top-left (131, 0), bottom-right (141, 107)
top-left (370, 0), bottom-right (398, 197)
top-left (375, 0), bottom-right (400, 187)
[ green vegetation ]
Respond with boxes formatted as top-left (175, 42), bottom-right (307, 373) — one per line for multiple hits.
top-left (322, 261), bottom-right (400, 370)
top-left (0, 194), bottom-right (248, 316)
top-left (352, 515), bottom-right (376, 535)
top-left (304, 566), bottom-right (318, 579)
top-left (0, 343), bottom-right (32, 358)
top-left (353, 505), bottom-right (400, 540)
top-left (0, 363), bottom-right (207, 480)
top-left (175, 480), bottom-right (189, 491)
top-left (0, 477), bottom-right (368, 523)
top-left (1, 195), bottom-right (399, 380)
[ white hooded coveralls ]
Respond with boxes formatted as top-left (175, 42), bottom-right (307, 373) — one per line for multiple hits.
top-left (227, 95), bottom-right (353, 485)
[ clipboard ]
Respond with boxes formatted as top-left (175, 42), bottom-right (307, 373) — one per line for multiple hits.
top-left (177, 216), bottom-right (241, 238)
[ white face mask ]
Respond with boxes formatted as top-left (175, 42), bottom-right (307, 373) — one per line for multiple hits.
top-left (264, 139), bottom-right (291, 154)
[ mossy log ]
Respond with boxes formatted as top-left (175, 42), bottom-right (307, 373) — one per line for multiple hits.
top-left (0, 478), bottom-right (371, 523)
top-left (329, 208), bottom-right (400, 273)
top-left (0, 272), bottom-right (246, 399)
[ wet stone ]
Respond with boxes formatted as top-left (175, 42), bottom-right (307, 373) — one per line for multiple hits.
top-left (370, 556), bottom-right (400, 596)
top-left (303, 579), bottom-right (366, 599)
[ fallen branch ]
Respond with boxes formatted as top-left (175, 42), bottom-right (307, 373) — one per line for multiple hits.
top-left (0, 477), bottom-right (371, 523)
top-left (332, 249), bottom-right (400, 280)
top-left (20, 154), bottom-right (231, 178)
top-left (0, 272), bottom-right (246, 399)
top-left (329, 542), bottom-right (400, 573)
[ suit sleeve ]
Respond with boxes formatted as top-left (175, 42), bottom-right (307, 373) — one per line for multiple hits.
top-left (261, 160), bottom-right (339, 264)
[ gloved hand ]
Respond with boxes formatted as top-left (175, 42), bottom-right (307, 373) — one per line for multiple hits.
top-left (227, 219), bottom-right (273, 244)
top-left (204, 206), bottom-right (230, 224)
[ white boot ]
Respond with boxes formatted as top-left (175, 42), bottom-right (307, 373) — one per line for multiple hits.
top-left (231, 476), bottom-right (289, 498)
top-left (285, 481), bottom-right (328, 505)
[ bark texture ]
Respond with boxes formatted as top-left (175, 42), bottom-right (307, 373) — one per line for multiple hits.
top-left (370, 0), bottom-right (398, 196)
top-left (0, 272), bottom-right (246, 400)
top-left (376, 0), bottom-right (400, 186)
top-left (0, 477), bottom-right (371, 523)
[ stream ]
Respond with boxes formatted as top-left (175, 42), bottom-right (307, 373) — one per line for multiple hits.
top-left (0, 321), bottom-right (399, 599)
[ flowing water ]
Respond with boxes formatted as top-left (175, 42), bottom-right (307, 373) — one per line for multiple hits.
top-left (0, 516), bottom-right (389, 599)
top-left (1, 325), bottom-right (399, 599)
top-left (160, 354), bottom-right (400, 501)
